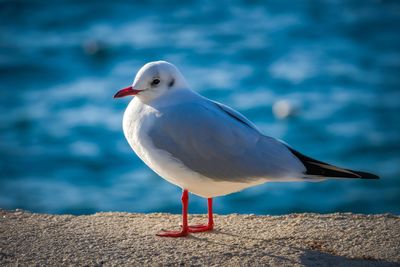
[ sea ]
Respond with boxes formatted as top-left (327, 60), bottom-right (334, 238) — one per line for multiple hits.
top-left (0, 0), bottom-right (399, 215)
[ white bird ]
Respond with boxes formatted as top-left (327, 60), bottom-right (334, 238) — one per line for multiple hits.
top-left (114, 61), bottom-right (379, 237)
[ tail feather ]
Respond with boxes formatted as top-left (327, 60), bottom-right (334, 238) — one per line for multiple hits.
top-left (285, 146), bottom-right (379, 179)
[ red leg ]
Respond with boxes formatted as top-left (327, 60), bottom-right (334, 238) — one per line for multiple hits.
top-left (188, 198), bottom-right (214, 233)
top-left (156, 189), bottom-right (189, 237)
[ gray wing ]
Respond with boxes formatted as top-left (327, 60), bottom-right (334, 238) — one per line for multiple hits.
top-left (147, 100), bottom-right (306, 182)
top-left (211, 100), bottom-right (260, 131)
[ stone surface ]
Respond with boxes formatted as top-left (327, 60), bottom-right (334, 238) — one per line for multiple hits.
top-left (1, 210), bottom-right (399, 266)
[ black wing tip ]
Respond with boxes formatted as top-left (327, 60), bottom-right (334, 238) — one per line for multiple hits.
top-left (352, 170), bottom-right (380, 179)
top-left (284, 145), bottom-right (380, 180)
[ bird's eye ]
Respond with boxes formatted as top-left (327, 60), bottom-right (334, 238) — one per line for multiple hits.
top-left (151, 78), bottom-right (160, 86)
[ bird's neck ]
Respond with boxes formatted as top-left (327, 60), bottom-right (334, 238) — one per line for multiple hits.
top-left (141, 88), bottom-right (201, 109)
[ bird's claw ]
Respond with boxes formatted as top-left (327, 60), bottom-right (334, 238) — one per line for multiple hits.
top-left (156, 228), bottom-right (189, 237)
top-left (188, 224), bottom-right (214, 233)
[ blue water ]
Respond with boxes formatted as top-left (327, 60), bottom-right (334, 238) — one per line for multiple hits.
top-left (1, 0), bottom-right (399, 215)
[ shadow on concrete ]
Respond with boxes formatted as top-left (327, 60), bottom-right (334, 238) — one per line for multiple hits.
top-left (191, 229), bottom-right (399, 266)
top-left (299, 249), bottom-right (399, 267)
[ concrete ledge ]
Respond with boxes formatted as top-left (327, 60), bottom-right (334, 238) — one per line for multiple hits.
top-left (0, 210), bottom-right (399, 266)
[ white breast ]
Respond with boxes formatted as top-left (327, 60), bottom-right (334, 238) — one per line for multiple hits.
top-left (122, 98), bottom-right (266, 198)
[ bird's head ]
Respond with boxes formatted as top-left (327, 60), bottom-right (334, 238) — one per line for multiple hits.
top-left (114, 61), bottom-right (188, 103)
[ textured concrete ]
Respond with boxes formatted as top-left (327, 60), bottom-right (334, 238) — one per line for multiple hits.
top-left (1, 210), bottom-right (399, 266)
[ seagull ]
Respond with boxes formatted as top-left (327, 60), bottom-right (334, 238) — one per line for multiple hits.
top-left (114, 61), bottom-right (379, 237)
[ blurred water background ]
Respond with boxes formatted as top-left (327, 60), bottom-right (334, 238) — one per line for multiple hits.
top-left (1, 0), bottom-right (399, 215)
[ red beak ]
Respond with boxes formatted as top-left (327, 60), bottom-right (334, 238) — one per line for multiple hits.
top-left (113, 86), bottom-right (142, 98)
